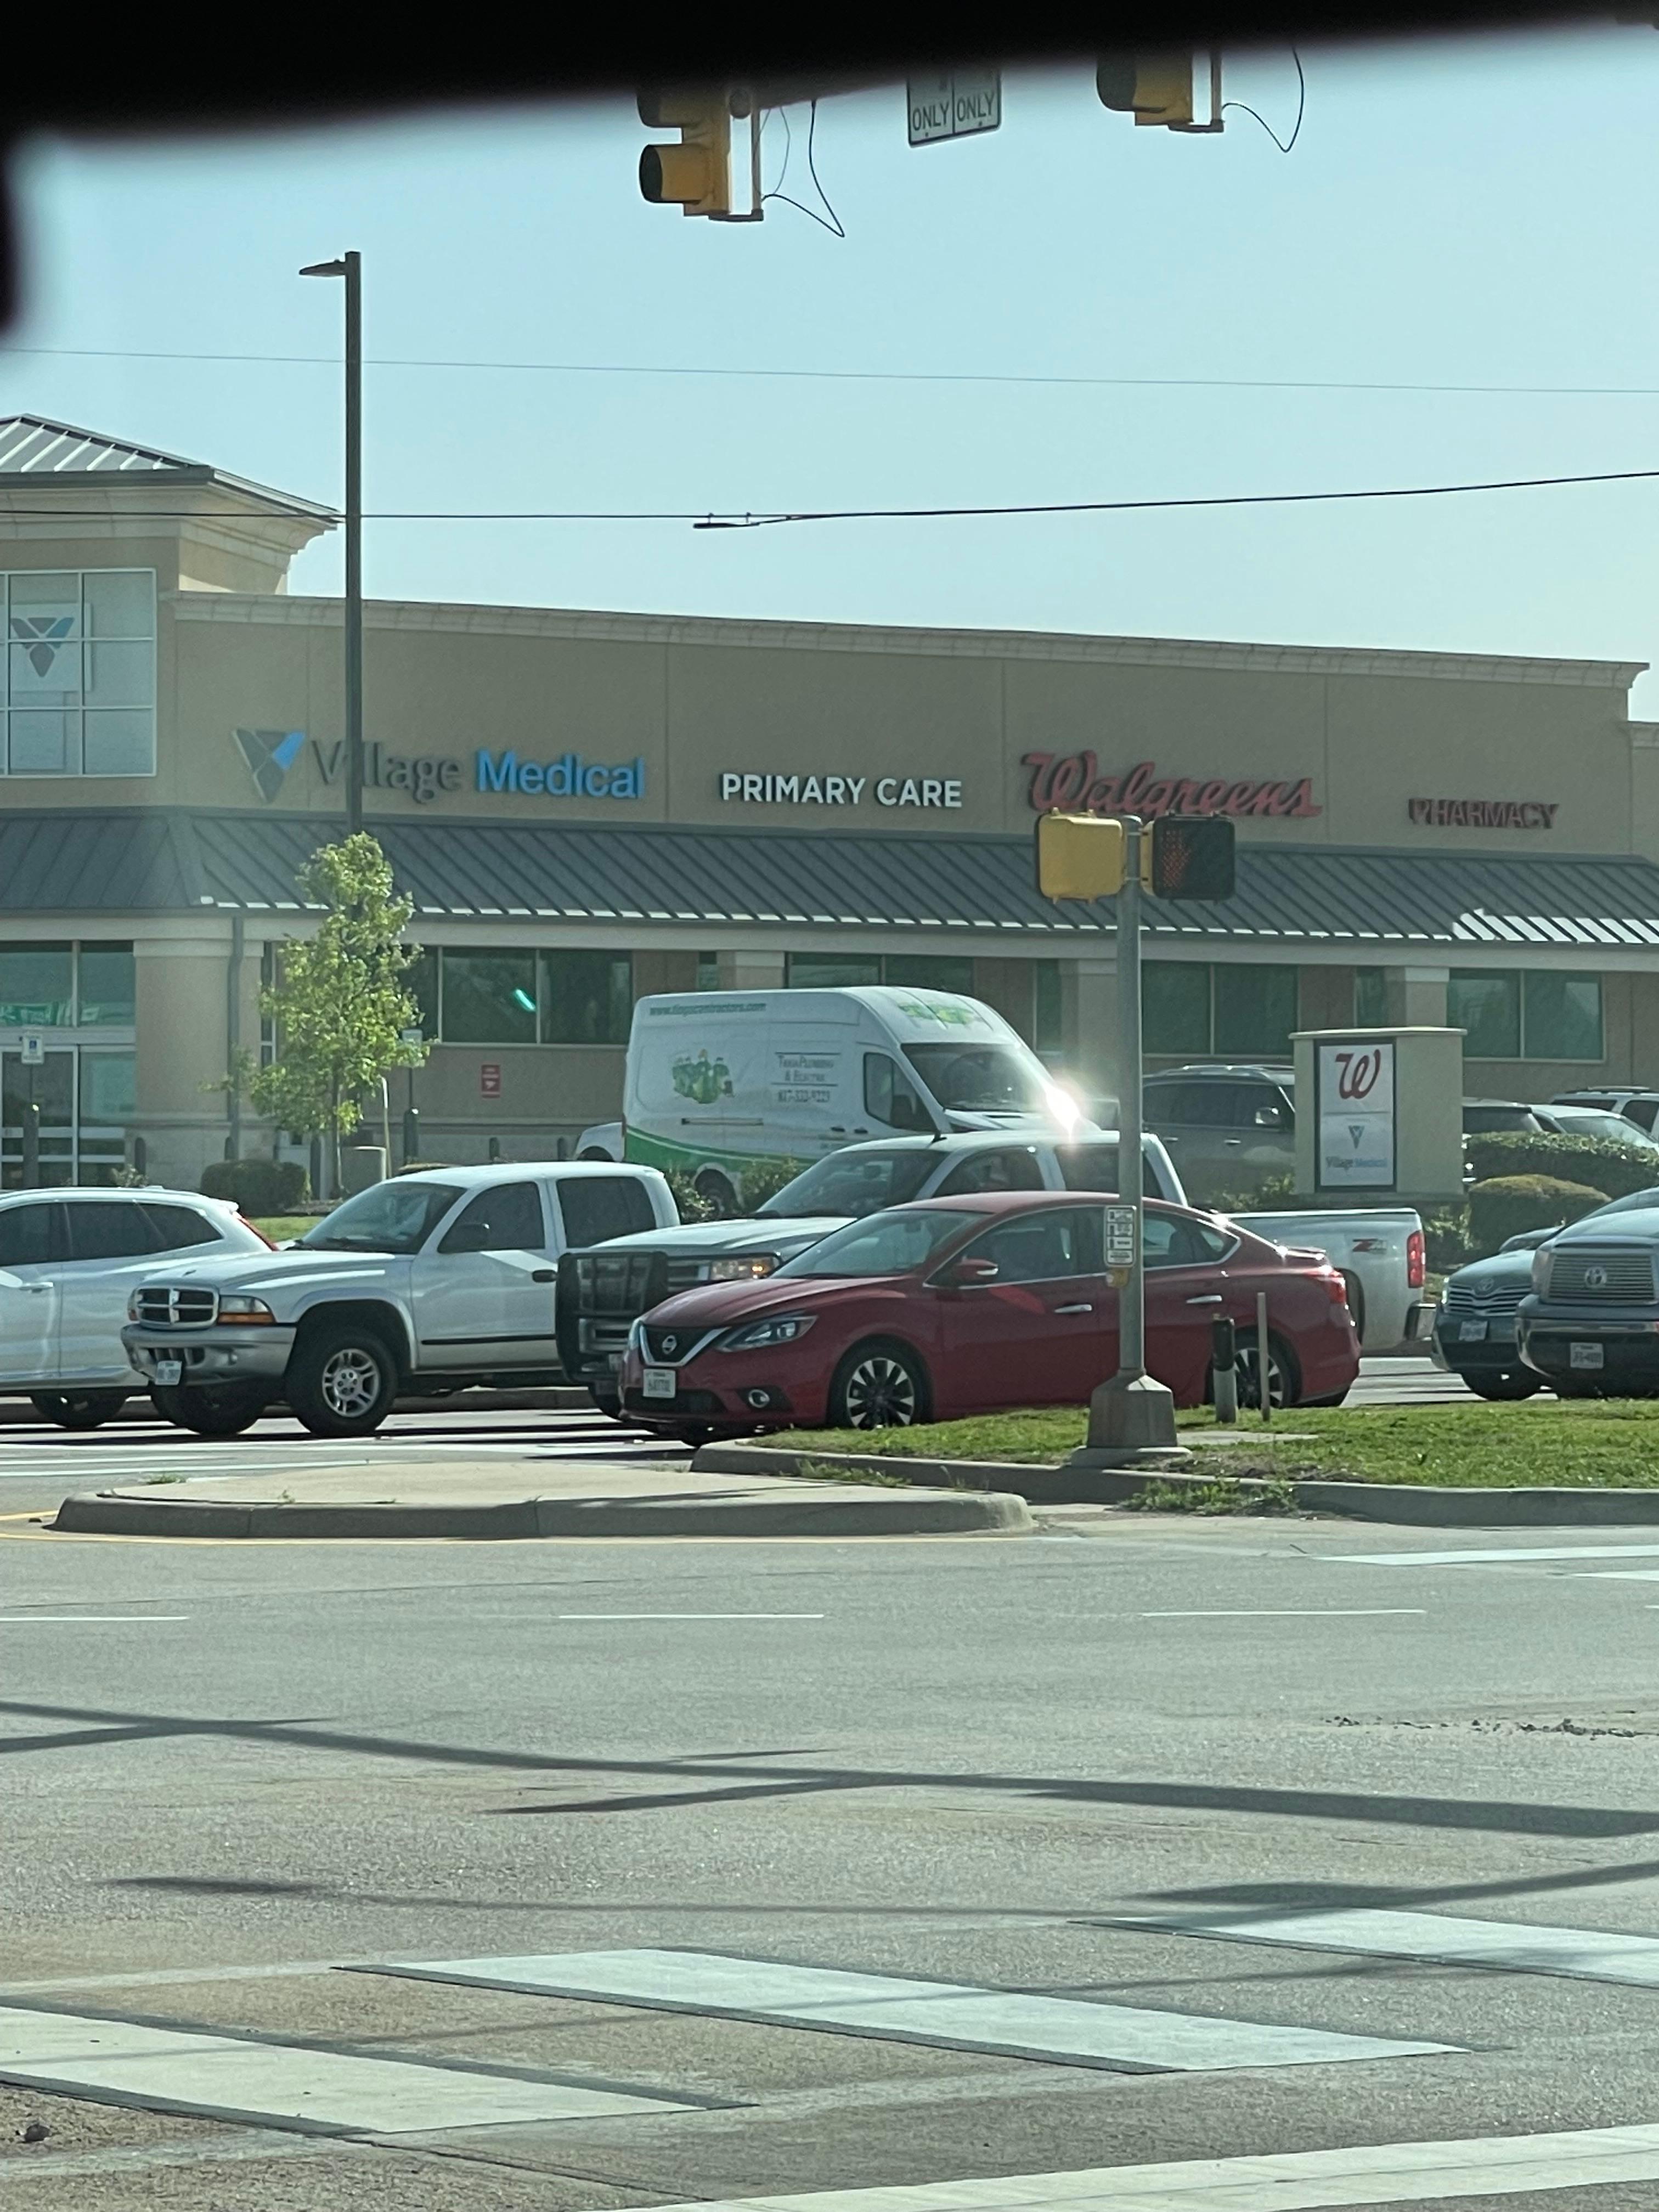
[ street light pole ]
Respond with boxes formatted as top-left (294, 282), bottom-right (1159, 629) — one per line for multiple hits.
top-left (300, 250), bottom-right (364, 836)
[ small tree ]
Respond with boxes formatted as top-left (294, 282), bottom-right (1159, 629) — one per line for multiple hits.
top-left (242, 834), bottom-right (427, 1194)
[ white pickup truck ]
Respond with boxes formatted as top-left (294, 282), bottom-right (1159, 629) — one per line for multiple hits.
top-left (1229, 1206), bottom-right (1433, 1353)
top-left (121, 1162), bottom-right (675, 1438)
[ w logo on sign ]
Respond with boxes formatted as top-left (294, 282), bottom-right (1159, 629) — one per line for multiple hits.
top-left (9, 613), bottom-right (74, 677)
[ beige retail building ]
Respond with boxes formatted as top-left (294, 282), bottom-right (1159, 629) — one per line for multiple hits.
top-left (3, 410), bottom-right (1659, 1189)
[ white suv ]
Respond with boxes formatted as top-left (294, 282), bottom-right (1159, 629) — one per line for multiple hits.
top-left (0, 1187), bottom-right (268, 1427)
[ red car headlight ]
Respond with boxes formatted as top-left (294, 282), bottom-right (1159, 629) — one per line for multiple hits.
top-left (717, 1313), bottom-right (817, 1352)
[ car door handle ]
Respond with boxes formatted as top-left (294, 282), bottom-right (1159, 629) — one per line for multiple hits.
top-left (1223, 1138), bottom-right (1243, 1147)
top-left (1186, 1294), bottom-right (1224, 1305)
top-left (532, 1269), bottom-right (555, 1282)
top-left (1053, 1302), bottom-right (1094, 1314)
top-left (26, 1283), bottom-right (48, 1295)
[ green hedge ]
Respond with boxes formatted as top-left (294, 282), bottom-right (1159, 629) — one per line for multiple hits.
top-left (1464, 1129), bottom-right (1659, 1200)
top-left (200, 1157), bottom-right (309, 1215)
top-left (1468, 1175), bottom-right (1607, 1255)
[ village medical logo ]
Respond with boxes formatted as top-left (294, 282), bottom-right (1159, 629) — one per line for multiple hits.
top-left (235, 728), bottom-right (306, 803)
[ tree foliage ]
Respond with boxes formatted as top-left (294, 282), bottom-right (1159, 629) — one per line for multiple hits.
top-left (241, 836), bottom-right (426, 1177)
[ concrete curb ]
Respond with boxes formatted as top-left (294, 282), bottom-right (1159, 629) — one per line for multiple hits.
top-left (50, 1485), bottom-right (1034, 1542)
top-left (690, 1443), bottom-right (1659, 1527)
top-left (0, 1385), bottom-right (597, 1426)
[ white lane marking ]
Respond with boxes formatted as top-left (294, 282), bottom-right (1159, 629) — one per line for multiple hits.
top-left (1112, 1906), bottom-right (1659, 1990)
top-left (0, 1615), bottom-right (188, 1623)
top-left (0, 2002), bottom-right (692, 2135)
top-left (613, 2122), bottom-right (1659, 2212)
top-left (556, 1612), bottom-right (825, 1621)
top-left (1139, 1609), bottom-right (1426, 1619)
top-left (362, 1949), bottom-right (1455, 2074)
top-left (1338, 1542), bottom-right (1659, 1568)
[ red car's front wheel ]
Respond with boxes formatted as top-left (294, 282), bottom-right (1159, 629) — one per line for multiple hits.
top-left (828, 1340), bottom-right (929, 1430)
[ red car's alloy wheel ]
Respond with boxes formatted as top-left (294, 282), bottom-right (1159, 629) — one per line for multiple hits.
top-left (831, 1343), bottom-right (926, 1429)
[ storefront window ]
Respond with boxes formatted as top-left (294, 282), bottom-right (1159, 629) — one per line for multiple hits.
top-left (1355, 967), bottom-right (1391, 1026)
top-left (885, 955), bottom-right (974, 994)
top-left (1215, 966), bottom-right (1299, 1058)
top-left (1524, 973), bottom-right (1603, 1062)
top-left (2, 569), bottom-right (156, 777)
top-left (77, 944), bottom-right (134, 1025)
top-left (441, 951), bottom-right (538, 1044)
top-left (81, 1051), bottom-right (136, 1122)
top-left (1034, 960), bottom-right (1063, 1054)
top-left (0, 944), bottom-right (72, 1025)
top-left (406, 950), bottom-right (439, 1039)
top-left (540, 951), bottom-right (631, 1044)
top-left (1449, 970), bottom-right (1522, 1058)
top-left (787, 954), bottom-right (882, 989)
top-left (696, 951), bottom-right (719, 991)
top-left (1144, 963), bottom-right (1210, 1057)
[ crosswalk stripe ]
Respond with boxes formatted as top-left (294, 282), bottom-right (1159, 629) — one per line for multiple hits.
top-left (607, 2121), bottom-right (1659, 2212)
top-left (0, 2001), bottom-right (694, 2135)
top-left (360, 1949), bottom-right (1455, 2074)
top-left (1108, 1905), bottom-right (1659, 1989)
top-left (1336, 1541), bottom-right (1659, 1568)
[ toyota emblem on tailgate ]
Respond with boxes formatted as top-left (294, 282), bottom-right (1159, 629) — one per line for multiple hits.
top-left (1585, 1266), bottom-right (1608, 1288)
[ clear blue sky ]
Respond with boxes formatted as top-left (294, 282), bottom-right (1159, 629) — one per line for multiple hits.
top-left (4, 26), bottom-right (1659, 700)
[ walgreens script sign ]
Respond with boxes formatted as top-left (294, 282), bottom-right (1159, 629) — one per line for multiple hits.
top-left (1023, 752), bottom-right (1320, 821)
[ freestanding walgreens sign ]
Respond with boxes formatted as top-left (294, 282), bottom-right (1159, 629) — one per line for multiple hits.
top-left (1315, 1040), bottom-right (1397, 1190)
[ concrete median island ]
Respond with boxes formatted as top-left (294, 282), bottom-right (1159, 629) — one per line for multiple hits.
top-left (692, 1400), bottom-right (1659, 1527)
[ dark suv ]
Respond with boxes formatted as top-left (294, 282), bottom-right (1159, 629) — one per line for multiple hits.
top-left (1142, 1064), bottom-right (1296, 1206)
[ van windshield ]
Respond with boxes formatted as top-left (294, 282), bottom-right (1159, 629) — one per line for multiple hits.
top-left (903, 1042), bottom-right (1056, 1116)
top-left (755, 1149), bottom-right (940, 1218)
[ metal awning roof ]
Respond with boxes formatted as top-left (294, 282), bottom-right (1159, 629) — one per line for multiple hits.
top-left (9, 809), bottom-right (1659, 954)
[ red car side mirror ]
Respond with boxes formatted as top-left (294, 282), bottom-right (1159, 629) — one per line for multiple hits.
top-left (936, 1256), bottom-right (1001, 1289)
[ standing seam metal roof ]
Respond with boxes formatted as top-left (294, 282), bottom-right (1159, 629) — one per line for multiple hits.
top-left (5, 810), bottom-right (1659, 951)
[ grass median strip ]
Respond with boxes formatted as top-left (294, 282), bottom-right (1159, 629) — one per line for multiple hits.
top-left (770, 1401), bottom-right (1659, 1489)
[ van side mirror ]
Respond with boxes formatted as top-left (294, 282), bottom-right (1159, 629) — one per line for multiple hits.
top-left (936, 1255), bottom-right (1000, 1289)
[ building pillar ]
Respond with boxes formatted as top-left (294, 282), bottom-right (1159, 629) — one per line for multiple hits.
top-left (1391, 964), bottom-right (1450, 1028)
top-left (1060, 954), bottom-right (1119, 1110)
top-left (972, 958), bottom-right (1035, 1042)
top-left (135, 932), bottom-right (236, 1190)
top-left (718, 951), bottom-right (787, 990)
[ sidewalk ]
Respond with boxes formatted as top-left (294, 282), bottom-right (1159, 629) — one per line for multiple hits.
top-left (50, 1458), bottom-right (1034, 1541)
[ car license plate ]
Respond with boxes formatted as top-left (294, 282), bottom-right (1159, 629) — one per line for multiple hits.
top-left (152, 1358), bottom-right (183, 1385)
top-left (1571, 1342), bottom-right (1605, 1371)
top-left (642, 1365), bottom-right (676, 1401)
top-left (1458, 1318), bottom-right (1487, 1342)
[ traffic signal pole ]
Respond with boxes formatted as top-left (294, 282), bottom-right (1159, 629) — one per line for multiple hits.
top-left (1073, 816), bottom-right (1187, 1469)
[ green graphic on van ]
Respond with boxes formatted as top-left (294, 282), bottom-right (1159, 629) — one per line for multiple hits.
top-left (672, 1049), bottom-right (733, 1105)
top-left (893, 997), bottom-right (981, 1028)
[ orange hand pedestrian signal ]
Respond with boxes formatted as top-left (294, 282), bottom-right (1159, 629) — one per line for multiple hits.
top-left (1149, 815), bottom-right (1236, 901)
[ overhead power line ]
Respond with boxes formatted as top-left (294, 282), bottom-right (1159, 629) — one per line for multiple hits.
top-left (7, 464), bottom-right (1659, 529)
top-left (8, 342), bottom-right (1659, 400)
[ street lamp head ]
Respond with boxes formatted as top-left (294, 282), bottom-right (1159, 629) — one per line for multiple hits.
top-left (300, 258), bottom-right (348, 278)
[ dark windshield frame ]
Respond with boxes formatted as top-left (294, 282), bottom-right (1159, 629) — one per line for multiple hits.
top-left (297, 1180), bottom-right (464, 1255)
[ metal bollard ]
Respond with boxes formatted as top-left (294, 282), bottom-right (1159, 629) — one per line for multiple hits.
top-left (402, 1104), bottom-right (421, 1163)
top-left (20, 1102), bottom-right (39, 1189)
top-left (1210, 1315), bottom-right (1238, 1424)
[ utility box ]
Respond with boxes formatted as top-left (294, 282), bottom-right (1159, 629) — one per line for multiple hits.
top-left (340, 1144), bottom-right (388, 1195)
top-left (1291, 1026), bottom-right (1464, 1203)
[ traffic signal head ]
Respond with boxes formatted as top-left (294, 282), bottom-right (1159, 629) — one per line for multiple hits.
top-left (1036, 812), bottom-right (1126, 900)
top-left (639, 88), bottom-right (733, 216)
top-left (1149, 815), bottom-right (1237, 901)
top-left (1096, 51), bottom-right (1195, 127)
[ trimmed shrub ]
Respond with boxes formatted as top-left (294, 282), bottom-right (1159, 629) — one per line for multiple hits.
top-left (664, 1170), bottom-right (718, 1223)
top-left (200, 1156), bottom-right (309, 1215)
top-left (737, 1156), bottom-right (809, 1209)
top-left (1464, 1129), bottom-right (1659, 1201)
top-left (1467, 1174), bottom-right (1607, 1257)
top-left (1424, 1203), bottom-right (1473, 1273)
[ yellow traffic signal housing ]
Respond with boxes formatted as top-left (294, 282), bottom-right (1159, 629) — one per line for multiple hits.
top-left (1096, 52), bottom-right (1195, 127)
top-left (1037, 812), bottom-right (1127, 900)
top-left (639, 88), bottom-right (733, 217)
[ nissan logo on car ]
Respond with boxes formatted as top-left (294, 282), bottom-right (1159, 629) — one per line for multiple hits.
top-left (661, 1334), bottom-right (678, 1355)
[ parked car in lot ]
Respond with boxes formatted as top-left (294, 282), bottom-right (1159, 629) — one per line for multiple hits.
top-left (1141, 1064), bottom-right (1296, 1205)
top-left (1463, 1098), bottom-right (1552, 1136)
top-left (1532, 1103), bottom-right (1659, 1153)
top-left (0, 1187), bottom-right (270, 1427)
top-left (122, 1161), bottom-right (674, 1437)
top-left (616, 1190), bottom-right (1360, 1440)
top-left (1517, 1197), bottom-right (1659, 1394)
top-left (1228, 1206), bottom-right (1430, 1352)
top-left (1551, 1088), bottom-right (1659, 1135)
top-left (557, 1128), bottom-right (1186, 1409)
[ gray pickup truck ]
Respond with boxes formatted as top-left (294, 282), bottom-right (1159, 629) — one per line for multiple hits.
top-left (557, 1127), bottom-right (1184, 1412)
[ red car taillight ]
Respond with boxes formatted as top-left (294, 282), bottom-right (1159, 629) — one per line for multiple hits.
top-left (1407, 1229), bottom-right (1425, 1289)
top-left (1316, 1266), bottom-right (1350, 1307)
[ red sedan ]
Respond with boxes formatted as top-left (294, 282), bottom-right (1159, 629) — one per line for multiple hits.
top-left (618, 1192), bottom-right (1358, 1438)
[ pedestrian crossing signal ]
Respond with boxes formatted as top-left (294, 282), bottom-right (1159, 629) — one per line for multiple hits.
top-left (1035, 811), bottom-right (1126, 899)
top-left (1096, 52), bottom-right (1195, 127)
top-left (1150, 816), bottom-right (1236, 901)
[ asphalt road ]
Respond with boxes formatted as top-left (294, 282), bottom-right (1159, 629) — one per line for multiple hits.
top-left (7, 1463), bottom-right (1659, 2210)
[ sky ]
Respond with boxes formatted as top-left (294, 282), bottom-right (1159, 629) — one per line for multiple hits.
top-left (3, 27), bottom-right (1659, 698)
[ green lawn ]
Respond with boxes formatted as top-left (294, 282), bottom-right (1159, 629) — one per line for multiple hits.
top-left (252, 1216), bottom-right (315, 1244)
top-left (770, 1400), bottom-right (1659, 1489)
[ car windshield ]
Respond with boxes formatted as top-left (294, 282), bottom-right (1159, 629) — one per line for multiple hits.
top-left (1552, 1110), bottom-right (1659, 1148)
top-left (1463, 1105), bottom-right (1539, 1133)
top-left (1585, 1186), bottom-right (1659, 1220)
top-left (755, 1150), bottom-right (940, 1218)
top-left (902, 1043), bottom-right (1055, 1116)
top-left (774, 1207), bottom-right (981, 1278)
top-left (296, 1181), bottom-right (462, 1254)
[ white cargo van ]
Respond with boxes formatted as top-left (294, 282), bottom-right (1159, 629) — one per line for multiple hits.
top-left (623, 987), bottom-right (1089, 1207)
